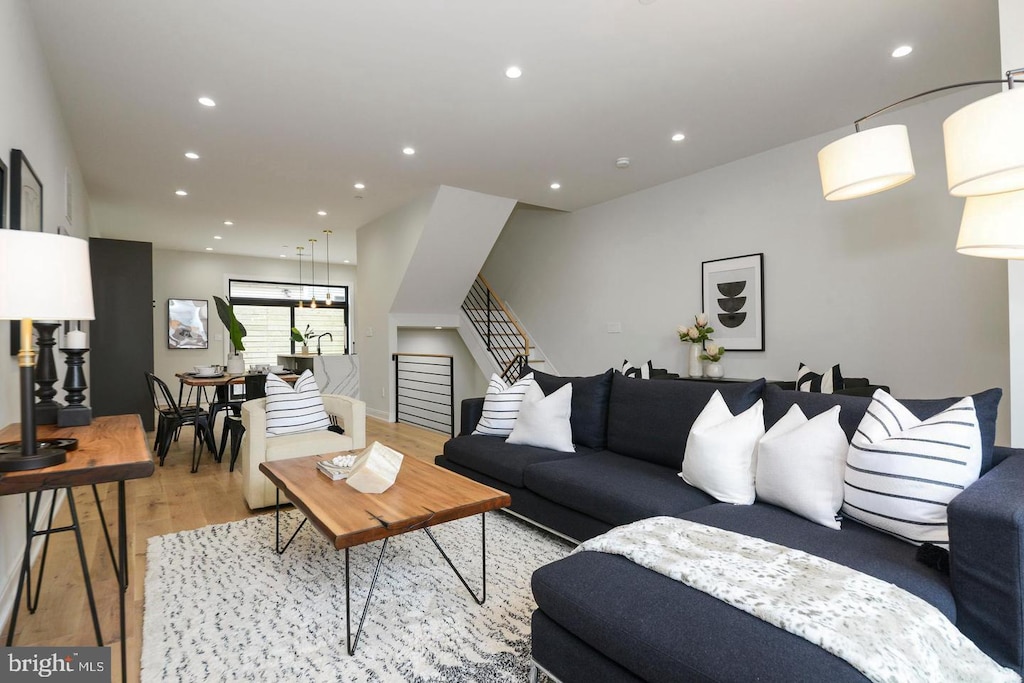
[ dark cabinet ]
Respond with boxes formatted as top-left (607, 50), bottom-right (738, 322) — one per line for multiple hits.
top-left (89, 238), bottom-right (154, 430)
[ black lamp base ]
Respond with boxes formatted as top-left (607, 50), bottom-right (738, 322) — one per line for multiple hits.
top-left (0, 447), bottom-right (66, 471)
top-left (0, 438), bottom-right (78, 472)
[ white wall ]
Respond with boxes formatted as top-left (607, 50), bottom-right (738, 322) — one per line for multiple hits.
top-left (483, 88), bottom-right (1011, 444)
top-left (356, 189), bottom-right (438, 419)
top-left (396, 328), bottom-right (489, 435)
top-left (0, 0), bottom-right (92, 629)
top-left (152, 247), bottom-right (356, 384)
top-left (1001, 0), bottom-right (1024, 445)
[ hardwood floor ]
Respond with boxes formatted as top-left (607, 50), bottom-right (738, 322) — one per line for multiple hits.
top-left (2, 417), bottom-right (450, 682)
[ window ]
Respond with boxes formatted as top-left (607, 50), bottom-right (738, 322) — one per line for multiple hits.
top-left (227, 279), bottom-right (349, 366)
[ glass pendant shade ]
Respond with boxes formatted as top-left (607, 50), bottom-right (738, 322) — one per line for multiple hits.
top-left (944, 87), bottom-right (1024, 197)
top-left (956, 189), bottom-right (1024, 259)
top-left (817, 125), bottom-right (916, 201)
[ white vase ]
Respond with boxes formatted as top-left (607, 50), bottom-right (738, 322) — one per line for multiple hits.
top-left (688, 343), bottom-right (703, 378)
top-left (226, 353), bottom-right (245, 374)
top-left (301, 343), bottom-right (309, 355)
top-left (705, 361), bottom-right (724, 378)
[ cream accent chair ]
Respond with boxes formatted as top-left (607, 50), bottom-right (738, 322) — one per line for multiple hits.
top-left (239, 394), bottom-right (366, 509)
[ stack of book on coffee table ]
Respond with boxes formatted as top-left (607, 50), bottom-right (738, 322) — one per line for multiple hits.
top-left (317, 454), bottom-right (356, 480)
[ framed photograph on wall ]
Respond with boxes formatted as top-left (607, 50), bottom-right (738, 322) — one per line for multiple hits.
top-left (168, 298), bottom-right (209, 349)
top-left (11, 149), bottom-right (42, 232)
top-left (701, 253), bottom-right (764, 352)
top-left (0, 155), bottom-right (7, 229)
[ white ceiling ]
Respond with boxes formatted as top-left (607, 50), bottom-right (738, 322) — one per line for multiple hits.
top-left (29, 0), bottom-right (1000, 265)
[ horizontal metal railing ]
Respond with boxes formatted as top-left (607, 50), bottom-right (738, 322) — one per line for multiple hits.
top-left (392, 353), bottom-right (454, 436)
top-left (462, 273), bottom-right (530, 381)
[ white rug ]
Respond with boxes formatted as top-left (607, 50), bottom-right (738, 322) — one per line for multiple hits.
top-left (142, 510), bottom-right (573, 682)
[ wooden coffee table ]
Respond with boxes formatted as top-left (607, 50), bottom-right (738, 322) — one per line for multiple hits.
top-left (259, 453), bottom-right (511, 654)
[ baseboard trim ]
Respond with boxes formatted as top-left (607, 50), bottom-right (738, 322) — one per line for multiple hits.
top-left (365, 407), bottom-right (389, 422)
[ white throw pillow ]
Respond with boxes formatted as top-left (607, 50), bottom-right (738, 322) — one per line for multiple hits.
top-left (842, 389), bottom-right (983, 547)
top-left (679, 391), bottom-right (764, 505)
top-left (265, 370), bottom-right (332, 436)
top-left (472, 373), bottom-right (534, 437)
top-left (755, 404), bottom-right (848, 529)
top-left (507, 382), bottom-right (575, 452)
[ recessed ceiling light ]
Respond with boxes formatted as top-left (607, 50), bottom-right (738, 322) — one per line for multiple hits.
top-left (184, 151), bottom-right (200, 160)
top-left (317, 210), bottom-right (327, 216)
top-left (223, 220), bottom-right (233, 226)
top-left (403, 147), bottom-right (416, 156)
top-left (205, 247), bottom-right (213, 251)
top-left (343, 259), bottom-right (350, 263)
top-left (279, 254), bottom-right (287, 258)
top-left (354, 183), bottom-right (365, 190)
top-left (505, 66), bottom-right (522, 79)
top-left (198, 96), bottom-right (216, 107)
top-left (671, 132), bottom-right (686, 142)
top-left (175, 189), bottom-right (188, 196)
top-left (892, 45), bottom-right (913, 58)
top-left (213, 235), bottom-right (222, 240)
top-left (550, 182), bottom-right (561, 190)
top-left (434, 326), bottom-right (443, 330)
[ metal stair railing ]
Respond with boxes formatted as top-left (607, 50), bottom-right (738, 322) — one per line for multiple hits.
top-left (462, 274), bottom-right (531, 381)
top-left (392, 353), bottom-right (454, 436)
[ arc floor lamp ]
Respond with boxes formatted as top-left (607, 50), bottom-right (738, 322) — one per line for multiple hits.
top-left (818, 67), bottom-right (1024, 260)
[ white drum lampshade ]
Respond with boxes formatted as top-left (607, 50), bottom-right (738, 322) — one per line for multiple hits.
top-left (0, 230), bottom-right (95, 321)
top-left (956, 189), bottom-right (1024, 259)
top-left (944, 87), bottom-right (1024, 197)
top-left (818, 125), bottom-right (916, 201)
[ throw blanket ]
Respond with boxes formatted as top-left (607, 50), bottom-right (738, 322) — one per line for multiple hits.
top-left (574, 517), bottom-right (1020, 683)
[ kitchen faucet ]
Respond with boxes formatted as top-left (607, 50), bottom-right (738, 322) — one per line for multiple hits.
top-left (316, 332), bottom-right (333, 355)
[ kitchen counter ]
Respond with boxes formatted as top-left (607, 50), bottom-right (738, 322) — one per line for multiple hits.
top-left (277, 354), bottom-right (360, 399)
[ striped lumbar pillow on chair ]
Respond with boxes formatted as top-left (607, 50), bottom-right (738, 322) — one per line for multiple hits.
top-left (473, 373), bottom-right (534, 437)
top-left (264, 370), bottom-right (332, 436)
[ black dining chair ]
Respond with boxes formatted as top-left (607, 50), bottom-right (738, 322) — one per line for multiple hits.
top-left (144, 372), bottom-right (217, 472)
top-left (218, 373), bottom-right (269, 472)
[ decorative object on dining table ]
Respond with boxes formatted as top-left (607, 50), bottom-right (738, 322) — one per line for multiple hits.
top-left (678, 313), bottom-right (714, 378)
top-left (0, 230), bottom-right (95, 470)
top-left (32, 321), bottom-right (63, 424)
top-left (702, 253), bottom-right (765, 352)
top-left (701, 342), bottom-right (726, 379)
top-left (57, 341), bottom-right (92, 427)
top-left (213, 295), bottom-right (246, 373)
top-left (167, 298), bottom-right (209, 349)
top-left (291, 324), bottom-right (314, 354)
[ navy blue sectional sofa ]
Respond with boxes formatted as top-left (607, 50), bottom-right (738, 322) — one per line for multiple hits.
top-left (434, 370), bottom-right (1024, 682)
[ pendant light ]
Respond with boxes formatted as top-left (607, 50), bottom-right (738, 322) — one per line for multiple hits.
top-left (308, 238), bottom-right (317, 309)
top-left (296, 246), bottom-right (304, 309)
top-left (323, 229), bottom-right (333, 306)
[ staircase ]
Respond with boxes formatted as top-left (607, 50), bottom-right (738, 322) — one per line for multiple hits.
top-left (460, 274), bottom-right (546, 381)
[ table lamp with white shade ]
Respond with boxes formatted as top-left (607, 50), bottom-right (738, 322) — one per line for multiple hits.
top-left (0, 229), bottom-right (94, 471)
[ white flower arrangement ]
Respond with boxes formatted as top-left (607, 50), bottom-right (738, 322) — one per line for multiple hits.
top-left (700, 342), bottom-right (726, 363)
top-left (677, 313), bottom-right (714, 344)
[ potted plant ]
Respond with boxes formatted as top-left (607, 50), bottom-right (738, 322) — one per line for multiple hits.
top-left (291, 324), bottom-right (314, 354)
top-left (213, 296), bottom-right (247, 373)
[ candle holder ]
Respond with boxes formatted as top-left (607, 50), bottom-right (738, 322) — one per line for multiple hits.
top-left (57, 347), bottom-right (92, 427)
top-left (33, 322), bottom-right (63, 425)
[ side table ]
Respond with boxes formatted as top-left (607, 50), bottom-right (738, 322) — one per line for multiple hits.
top-left (0, 415), bottom-right (154, 683)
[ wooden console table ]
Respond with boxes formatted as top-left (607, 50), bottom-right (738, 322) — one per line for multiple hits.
top-left (0, 414), bottom-right (154, 683)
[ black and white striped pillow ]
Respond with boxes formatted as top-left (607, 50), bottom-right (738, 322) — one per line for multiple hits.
top-left (472, 373), bottom-right (534, 437)
top-left (265, 370), bottom-right (332, 436)
top-left (796, 363), bottom-right (844, 393)
top-left (621, 360), bottom-right (653, 380)
top-left (842, 389), bottom-right (983, 547)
